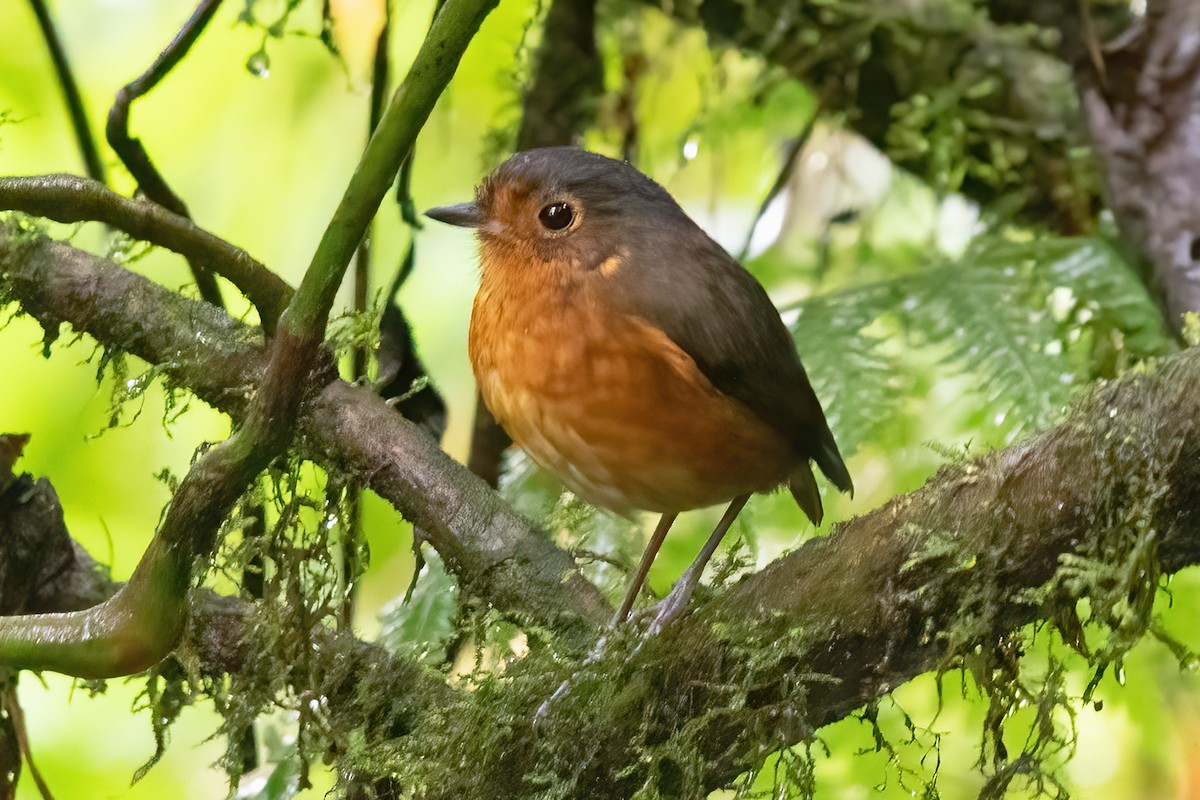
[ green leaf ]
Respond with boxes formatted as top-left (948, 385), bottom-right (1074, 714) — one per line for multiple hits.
top-left (377, 551), bottom-right (458, 664)
top-left (780, 235), bottom-right (1171, 451)
top-left (236, 756), bottom-right (301, 800)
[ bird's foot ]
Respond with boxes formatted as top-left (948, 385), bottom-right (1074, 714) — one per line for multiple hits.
top-left (644, 581), bottom-right (695, 636)
top-left (533, 677), bottom-right (575, 730)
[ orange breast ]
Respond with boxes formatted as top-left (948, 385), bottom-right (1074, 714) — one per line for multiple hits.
top-left (469, 262), bottom-right (794, 516)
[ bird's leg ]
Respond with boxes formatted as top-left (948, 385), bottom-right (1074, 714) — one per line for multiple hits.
top-left (647, 494), bottom-right (750, 634)
top-left (536, 511), bottom-right (680, 727)
top-left (610, 511), bottom-right (678, 627)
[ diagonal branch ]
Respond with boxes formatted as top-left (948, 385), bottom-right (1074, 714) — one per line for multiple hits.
top-left (106, 0), bottom-right (226, 307)
top-left (407, 347), bottom-right (1200, 798)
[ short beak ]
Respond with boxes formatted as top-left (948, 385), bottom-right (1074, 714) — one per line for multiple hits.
top-left (424, 202), bottom-right (483, 228)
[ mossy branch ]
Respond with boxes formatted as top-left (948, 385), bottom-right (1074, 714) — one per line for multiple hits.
top-left (4, 228), bottom-right (1199, 791)
top-left (0, 227), bottom-right (612, 641)
top-left (0, 0), bottom-right (498, 678)
top-left (0, 174), bottom-right (292, 331)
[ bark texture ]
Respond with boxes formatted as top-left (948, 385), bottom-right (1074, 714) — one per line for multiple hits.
top-left (2, 227), bottom-right (1198, 795)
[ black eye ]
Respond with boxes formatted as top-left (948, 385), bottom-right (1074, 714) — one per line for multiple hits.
top-left (538, 202), bottom-right (574, 231)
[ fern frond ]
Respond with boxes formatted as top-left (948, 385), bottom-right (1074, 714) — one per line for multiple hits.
top-left (780, 236), bottom-right (1170, 451)
top-left (789, 282), bottom-right (906, 457)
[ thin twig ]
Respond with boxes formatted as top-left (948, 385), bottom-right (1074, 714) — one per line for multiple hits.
top-left (344, 2), bottom-right (394, 631)
top-left (27, 0), bottom-right (107, 184)
top-left (3, 685), bottom-right (54, 800)
top-left (0, 174), bottom-right (291, 332)
top-left (736, 110), bottom-right (819, 262)
top-left (350, 6), bottom-right (392, 380)
top-left (106, 0), bottom-right (225, 308)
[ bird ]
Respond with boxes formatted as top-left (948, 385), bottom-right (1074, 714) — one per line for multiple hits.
top-left (426, 146), bottom-right (852, 632)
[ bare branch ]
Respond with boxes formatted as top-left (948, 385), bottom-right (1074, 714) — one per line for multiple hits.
top-left (106, 0), bottom-right (227, 307)
top-left (0, 174), bottom-right (292, 331)
top-left (27, 0), bottom-right (107, 183)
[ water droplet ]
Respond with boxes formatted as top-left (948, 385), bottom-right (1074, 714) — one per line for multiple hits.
top-left (246, 48), bottom-right (270, 78)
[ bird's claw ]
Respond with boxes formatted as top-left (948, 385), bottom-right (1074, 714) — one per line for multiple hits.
top-left (644, 585), bottom-right (692, 636)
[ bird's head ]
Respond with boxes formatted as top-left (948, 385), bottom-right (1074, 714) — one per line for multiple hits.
top-left (425, 147), bottom-right (689, 276)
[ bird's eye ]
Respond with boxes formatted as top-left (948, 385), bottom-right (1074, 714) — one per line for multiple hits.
top-left (538, 202), bottom-right (574, 231)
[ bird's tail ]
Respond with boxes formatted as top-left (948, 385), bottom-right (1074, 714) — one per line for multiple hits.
top-left (789, 427), bottom-right (853, 526)
top-left (814, 432), bottom-right (854, 497)
top-left (788, 461), bottom-right (824, 526)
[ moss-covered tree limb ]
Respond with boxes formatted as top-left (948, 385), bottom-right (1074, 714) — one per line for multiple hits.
top-left (4, 233), bottom-right (1199, 791)
top-left (0, 227), bottom-right (612, 639)
top-left (389, 348), bottom-right (1200, 798)
top-left (0, 0), bottom-right (499, 679)
top-left (0, 462), bottom-right (448, 781)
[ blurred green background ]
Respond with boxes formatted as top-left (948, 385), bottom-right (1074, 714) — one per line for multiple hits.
top-left (2, 0), bottom-right (1199, 797)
